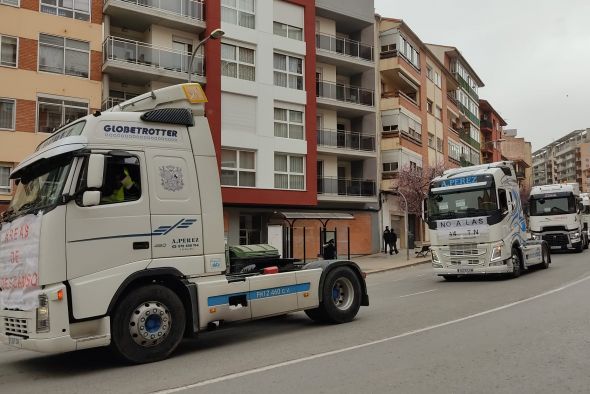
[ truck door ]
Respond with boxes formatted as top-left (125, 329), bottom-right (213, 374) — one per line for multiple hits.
top-left (144, 148), bottom-right (204, 275)
top-left (66, 152), bottom-right (151, 316)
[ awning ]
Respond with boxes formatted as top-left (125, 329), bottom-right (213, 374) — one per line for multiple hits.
top-left (276, 212), bottom-right (354, 227)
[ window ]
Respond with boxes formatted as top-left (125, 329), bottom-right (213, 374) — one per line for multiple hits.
top-left (274, 154), bottom-right (304, 190)
top-left (0, 99), bottom-right (15, 130)
top-left (448, 140), bottom-right (461, 161)
top-left (435, 106), bottom-right (442, 120)
top-left (437, 137), bottom-right (443, 152)
top-left (40, 0), bottom-right (90, 21)
top-left (428, 133), bottom-right (435, 149)
top-left (274, 108), bottom-right (304, 140)
top-left (273, 53), bottom-right (303, 90)
top-left (221, 0), bottom-right (255, 29)
top-left (37, 96), bottom-right (88, 133)
top-left (381, 109), bottom-right (422, 142)
top-left (398, 35), bottom-right (419, 69)
top-left (273, 22), bottom-right (303, 41)
top-left (1, 35), bottom-right (17, 68)
top-left (39, 34), bottom-right (89, 78)
top-left (221, 149), bottom-right (255, 187)
top-left (0, 0), bottom-right (19, 6)
top-left (221, 43), bottom-right (255, 81)
top-left (426, 100), bottom-right (433, 114)
top-left (426, 65), bottom-right (433, 80)
top-left (0, 166), bottom-right (10, 194)
top-left (382, 162), bottom-right (398, 172)
top-left (99, 156), bottom-right (141, 205)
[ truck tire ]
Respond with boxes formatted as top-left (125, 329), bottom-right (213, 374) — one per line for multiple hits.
top-left (584, 236), bottom-right (589, 250)
top-left (509, 247), bottom-right (522, 278)
top-left (305, 266), bottom-right (361, 324)
top-left (111, 284), bottom-right (186, 364)
top-left (574, 241), bottom-right (583, 253)
top-left (539, 244), bottom-right (550, 269)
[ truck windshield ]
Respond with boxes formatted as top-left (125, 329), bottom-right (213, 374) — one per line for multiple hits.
top-left (529, 196), bottom-right (576, 216)
top-left (428, 187), bottom-right (498, 220)
top-left (3, 155), bottom-right (73, 221)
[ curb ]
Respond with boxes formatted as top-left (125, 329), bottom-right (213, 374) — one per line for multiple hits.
top-left (364, 259), bottom-right (431, 275)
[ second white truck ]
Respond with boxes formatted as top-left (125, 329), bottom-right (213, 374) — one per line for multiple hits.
top-left (529, 184), bottom-right (588, 252)
top-left (424, 161), bottom-right (550, 280)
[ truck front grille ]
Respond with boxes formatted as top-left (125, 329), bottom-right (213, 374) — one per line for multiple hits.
top-left (449, 244), bottom-right (481, 256)
top-left (542, 225), bottom-right (566, 232)
top-left (4, 317), bottom-right (29, 337)
top-left (542, 233), bottom-right (569, 246)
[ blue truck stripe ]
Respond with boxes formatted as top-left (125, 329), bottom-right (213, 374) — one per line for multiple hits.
top-left (207, 283), bottom-right (311, 307)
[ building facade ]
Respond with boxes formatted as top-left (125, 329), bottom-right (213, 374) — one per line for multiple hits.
top-left (532, 129), bottom-right (590, 191)
top-left (0, 0), bottom-right (103, 211)
top-left (500, 129), bottom-right (532, 189)
top-left (479, 99), bottom-right (506, 163)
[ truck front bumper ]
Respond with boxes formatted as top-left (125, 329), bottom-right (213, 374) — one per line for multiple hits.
top-left (433, 264), bottom-right (511, 276)
top-left (0, 332), bottom-right (77, 353)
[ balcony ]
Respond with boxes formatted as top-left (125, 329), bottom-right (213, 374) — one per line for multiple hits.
top-left (459, 129), bottom-right (480, 150)
top-left (317, 177), bottom-right (377, 202)
top-left (317, 129), bottom-right (376, 157)
top-left (381, 90), bottom-right (419, 110)
top-left (454, 72), bottom-right (479, 100)
top-left (102, 36), bottom-right (204, 85)
top-left (316, 80), bottom-right (375, 115)
top-left (458, 102), bottom-right (480, 127)
top-left (103, 0), bottom-right (205, 33)
top-left (480, 119), bottom-right (493, 130)
top-left (315, 33), bottom-right (374, 73)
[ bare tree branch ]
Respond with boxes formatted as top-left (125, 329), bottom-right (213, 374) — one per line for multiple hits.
top-left (395, 163), bottom-right (446, 214)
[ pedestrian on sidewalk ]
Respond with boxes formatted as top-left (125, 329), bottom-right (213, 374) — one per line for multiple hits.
top-left (382, 226), bottom-right (391, 253)
top-left (322, 239), bottom-right (337, 260)
top-left (390, 229), bottom-right (399, 255)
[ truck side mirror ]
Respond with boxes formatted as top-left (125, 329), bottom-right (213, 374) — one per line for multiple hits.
top-left (87, 154), bottom-right (105, 189)
top-left (82, 191), bottom-right (101, 207)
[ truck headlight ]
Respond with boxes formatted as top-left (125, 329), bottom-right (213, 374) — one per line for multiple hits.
top-left (532, 234), bottom-right (541, 241)
top-left (490, 241), bottom-right (504, 262)
top-left (36, 294), bottom-right (50, 333)
top-left (570, 232), bottom-right (581, 241)
top-left (431, 250), bottom-right (442, 268)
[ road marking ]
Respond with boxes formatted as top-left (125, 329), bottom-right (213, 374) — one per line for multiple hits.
top-left (152, 273), bottom-right (590, 394)
top-left (399, 289), bottom-right (437, 298)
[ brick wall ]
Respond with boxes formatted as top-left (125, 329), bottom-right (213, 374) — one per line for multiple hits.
top-left (15, 99), bottom-right (37, 133)
top-left (20, 0), bottom-right (38, 11)
top-left (18, 38), bottom-right (38, 72)
top-left (90, 50), bottom-right (101, 81)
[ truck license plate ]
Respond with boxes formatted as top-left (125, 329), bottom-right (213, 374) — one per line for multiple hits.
top-left (8, 336), bottom-right (21, 347)
top-left (457, 268), bottom-right (474, 273)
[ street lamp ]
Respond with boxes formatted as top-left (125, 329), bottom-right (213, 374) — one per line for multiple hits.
top-left (391, 188), bottom-right (410, 261)
top-left (187, 28), bottom-right (225, 83)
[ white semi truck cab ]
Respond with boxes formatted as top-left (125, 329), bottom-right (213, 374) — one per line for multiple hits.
top-left (529, 184), bottom-right (588, 252)
top-left (581, 193), bottom-right (590, 240)
top-left (0, 84), bottom-right (369, 363)
top-left (424, 162), bottom-right (550, 280)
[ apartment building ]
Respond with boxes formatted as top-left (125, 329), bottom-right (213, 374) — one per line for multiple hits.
top-left (479, 99), bottom-right (506, 163)
top-left (427, 43), bottom-right (484, 168)
top-left (0, 0), bottom-right (103, 212)
top-left (499, 129), bottom-right (532, 189)
top-left (377, 18), bottom-right (467, 247)
top-left (532, 129), bottom-right (590, 191)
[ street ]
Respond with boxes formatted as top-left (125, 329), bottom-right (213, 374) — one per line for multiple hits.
top-left (2, 250), bottom-right (590, 394)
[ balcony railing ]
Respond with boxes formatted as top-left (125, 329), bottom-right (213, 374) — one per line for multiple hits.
top-left (316, 80), bottom-right (374, 107)
top-left (454, 72), bottom-right (479, 100)
top-left (316, 33), bottom-right (373, 62)
top-left (458, 102), bottom-right (480, 127)
top-left (103, 36), bottom-right (204, 76)
top-left (459, 129), bottom-right (481, 150)
top-left (101, 97), bottom-right (126, 110)
top-left (108, 0), bottom-right (204, 20)
top-left (382, 90), bottom-right (419, 108)
top-left (317, 177), bottom-right (376, 197)
top-left (317, 129), bottom-right (375, 152)
top-left (480, 119), bottom-right (493, 129)
top-left (446, 92), bottom-right (460, 109)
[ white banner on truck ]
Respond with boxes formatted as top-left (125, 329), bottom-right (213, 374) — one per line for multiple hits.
top-left (0, 213), bottom-right (42, 310)
top-left (436, 216), bottom-right (489, 242)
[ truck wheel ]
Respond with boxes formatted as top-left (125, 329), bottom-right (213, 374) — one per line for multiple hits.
top-left (111, 284), bottom-right (186, 364)
top-left (584, 236), bottom-right (589, 250)
top-left (509, 248), bottom-right (522, 278)
top-left (539, 245), bottom-right (550, 269)
top-left (574, 242), bottom-right (583, 253)
top-left (305, 266), bottom-right (361, 324)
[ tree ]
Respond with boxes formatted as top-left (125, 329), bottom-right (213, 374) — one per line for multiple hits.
top-left (395, 163), bottom-right (446, 215)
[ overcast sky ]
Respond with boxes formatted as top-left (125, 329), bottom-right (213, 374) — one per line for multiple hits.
top-left (374, 0), bottom-right (590, 151)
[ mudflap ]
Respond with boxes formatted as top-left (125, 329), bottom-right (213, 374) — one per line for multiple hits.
top-left (302, 260), bottom-right (369, 306)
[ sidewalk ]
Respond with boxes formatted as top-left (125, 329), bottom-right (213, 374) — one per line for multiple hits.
top-left (351, 249), bottom-right (432, 275)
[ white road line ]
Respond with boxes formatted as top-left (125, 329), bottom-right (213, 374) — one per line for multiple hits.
top-left (152, 273), bottom-right (590, 394)
top-left (399, 289), bottom-right (437, 298)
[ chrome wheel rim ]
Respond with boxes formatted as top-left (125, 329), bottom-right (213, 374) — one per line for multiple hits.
top-left (332, 277), bottom-right (354, 311)
top-left (129, 301), bottom-right (171, 347)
